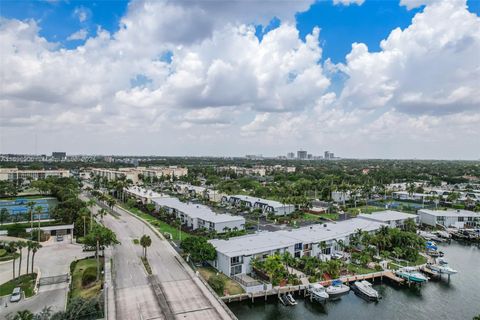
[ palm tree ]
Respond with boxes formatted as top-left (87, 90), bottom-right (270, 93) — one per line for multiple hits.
top-left (16, 241), bottom-right (26, 276)
top-left (30, 242), bottom-right (42, 275)
top-left (26, 241), bottom-right (33, 275)
top-left (140, 235), bottom-right (152, 258)
top-left (97, 208), bottom-right (107, 222)
top-left (34, 206), bottom-right (43, 241)
top-left (8, 241), bottom-right (17, 279)
top-left (26, 201), bottom-right (35, 238)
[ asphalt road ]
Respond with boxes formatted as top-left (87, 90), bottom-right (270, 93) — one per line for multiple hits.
top-left (88, 195), bottom-right (233, 320)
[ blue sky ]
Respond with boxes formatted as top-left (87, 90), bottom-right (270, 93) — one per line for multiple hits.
top-left (1, 0), bottom-right (480, 158)
top-left (4, 0), bottom-right (478, 62)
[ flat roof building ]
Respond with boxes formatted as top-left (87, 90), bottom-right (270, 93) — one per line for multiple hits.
top-left (209, 218), bottom-right (385, 276)
top-left (418, 209), bottom-right (480, 228)
top-left (153, 197), bottom-right (245, 234)
top-left (222, 195), bottom-right (295, 216)
top-left (358, 210), bottom-right (419, 228)
top-left (0, 168), bottom-right (70, 182)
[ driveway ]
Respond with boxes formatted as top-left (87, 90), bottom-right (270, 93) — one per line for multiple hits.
top-left (0, 236), bottom-right (90, 319)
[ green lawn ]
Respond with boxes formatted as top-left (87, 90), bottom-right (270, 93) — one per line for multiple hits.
top-left (70, 258), bottom-right (103, 300)
top-left (346, 264), bottom-right (377, 275)
top-left (303, 213), bottom-right (321, 221)
top-left (119, 204), bottom-right (190, 241)
top-left (198, 267), bottom-right (244, 296)
top-left (0, 273), bottom-right (37, 298)
top-left (0, 252), bottom-right (20, 262)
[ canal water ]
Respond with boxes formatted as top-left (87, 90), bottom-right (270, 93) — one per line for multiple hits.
top-left (228, 241), bottom-right (480, 320)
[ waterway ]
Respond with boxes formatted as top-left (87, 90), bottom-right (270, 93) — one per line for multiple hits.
top-left (228, 241), bottom-right (480, 320)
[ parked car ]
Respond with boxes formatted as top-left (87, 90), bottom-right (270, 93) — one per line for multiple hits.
top-left (10, 287), bottom-right (22, 302)
top-left (56, 235), bottom-right (64, 242)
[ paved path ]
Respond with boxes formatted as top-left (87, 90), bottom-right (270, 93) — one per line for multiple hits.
top-left (85, 194), bottom-right (234, 320)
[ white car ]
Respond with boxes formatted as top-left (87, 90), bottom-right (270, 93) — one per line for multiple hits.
top-left (10, 287), bottom-right (22, 302)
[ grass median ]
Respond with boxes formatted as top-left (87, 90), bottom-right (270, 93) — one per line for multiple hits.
top-left (70, 257), bottom-right (103, 300)
top-left (0, 273), bottom-right (37, 298)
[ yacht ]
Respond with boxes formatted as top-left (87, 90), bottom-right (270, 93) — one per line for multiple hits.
top-left (428, 263), bottom-right (458, 275)
top-left (308, 283), bottom-right (329, 302)
top-left (351, 280), bottom-right (380, 301)
top-left (325, 280), bottom-right (350, 299)
top-left (395, 267), bottom-right (428, 283)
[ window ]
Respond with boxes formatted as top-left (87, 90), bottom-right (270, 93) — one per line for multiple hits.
top-left (294, 243), bottom-right (302, 250)
top-left (467, 217), bottom-right (473, 222)
top-left (322, 247), bottom-right (331, 255)
top-left (231, 256), bottom-right (243, 265)
top-left (458, 217), bottom-right (464, 222)
top-left (294, 251), bottom-right (301, 258)
top-left (230, 265), bottom-right (242, 276)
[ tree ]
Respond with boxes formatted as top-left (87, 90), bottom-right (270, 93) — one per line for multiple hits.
top-left (0, 208), bottom-right (9, 225)
top-left (30, 242), bottom-right (42, 275)
top-left (8, 241), bottom-right (17, 279)
top-left (16, 241), bottom-right (26, 276)
top-left (34, 206), bottom-right (43, 241)
top-left (403, 218), bottom-right (417, 233)
top-left (208, 274), bottom-right (225, 295)
top-left (140, 234), bottom-right (152, 258)
top-left (9, 310), bottom-right (33, 320)
top-left (84, 225), bottom-right (120, 280)
top-left (180, 237), bottom-right (216, 263)
top-left (26, 241), bottom-right (33, 275)
top-left (97, 208), bottom-right (107, 222)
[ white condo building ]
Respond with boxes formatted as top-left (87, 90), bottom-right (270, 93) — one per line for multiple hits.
top-left (222, 195), bottom-right (295, 216)
top-left (209, 218), bottom-right (384, 276)
top-left (358, 210), bottom-right (419, 228)
top-left (418, 209), bottom-right (480, 228)
top-left (0, 168), bottom-right (70, 181)
top-left (153, 197), bottom-right (245, 233)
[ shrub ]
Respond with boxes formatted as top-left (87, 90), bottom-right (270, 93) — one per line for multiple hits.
top-left (81, 266), bottom-right (97, 287)
top-left (0, 249), bottom-right (6, 257)
top-left (208, 275), bottom-right (225, 295)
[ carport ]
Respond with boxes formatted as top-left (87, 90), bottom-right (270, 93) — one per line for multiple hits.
top-left (26, 224), bottom-right (74, 243)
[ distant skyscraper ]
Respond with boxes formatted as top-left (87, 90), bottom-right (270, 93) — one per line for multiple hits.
top-left (324, 151), bottom-right (334, 160)
top-left (307, 154), bottom-right (313, 160)
top-left (297, 150), bottom-right (307, 160)
top-left (287, 152), bottom-right (295, 159)
top-left (52, 152), bottom-right (66, 161)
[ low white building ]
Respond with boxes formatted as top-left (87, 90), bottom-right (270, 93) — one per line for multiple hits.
top-left (418, 209), bottom-right (480, 228)
top-left (331, 191), bottom-right (351, 203)
top-left (153, 197), bottom-right (245, 233)
top-left (222, 195), bottom-right (295, 216)
top-left (358, 210), bottom-right (419, 228)
top-left (124, 186), bottom-right (163, 204)
top-left (209, 218), bottom-right (385, 276)
top-left (392, 191), bottom-right (429, 201)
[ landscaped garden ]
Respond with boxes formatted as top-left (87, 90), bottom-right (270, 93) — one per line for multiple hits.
top-left (198, 267), bottom-right (244, 296)
top-left (0, 273), bottom-right (37, 298)
top-left (70, 257), bottom-right (104, 300)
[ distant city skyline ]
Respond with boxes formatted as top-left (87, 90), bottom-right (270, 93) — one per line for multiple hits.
top-left (1, 0), bottom-right (479, 160)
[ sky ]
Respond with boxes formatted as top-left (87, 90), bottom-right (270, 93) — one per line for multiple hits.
top-left (0, 0), bottom-right (479, 159)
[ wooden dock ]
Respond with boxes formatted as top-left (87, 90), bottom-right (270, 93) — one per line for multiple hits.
top-left (320, 271), bottom-right (404, 286)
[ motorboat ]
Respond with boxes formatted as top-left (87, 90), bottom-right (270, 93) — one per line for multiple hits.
top-left (427, 263), bottom-right (458, 275)
top-left (395, 267), bottom-right (428, 283)
top-left (286, 293), bottom-right (297, 305)
top-left (435, 230), bottom-right (451, 239)
top-left (426, 241), bottom-right (438, 250)
top-left (308, 283), bottom-right (329, 302)
top-left (436, 257), bottom-right (448, 265)
top-left (351, 280), bottom-right (380, 301)
top-left (325, 280), bottom-right (350, 299)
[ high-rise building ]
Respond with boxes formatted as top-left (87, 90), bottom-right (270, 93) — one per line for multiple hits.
top-left (324, 151), bottom-right (335, 160)
top-left (287, 152), bottom-right (295, 159)
top-left (52, 152), bottom-right (66, 161)
top-left (297, 150), bottom-right (307, 160)
top-left (307, 154), bottom-right (313, 160)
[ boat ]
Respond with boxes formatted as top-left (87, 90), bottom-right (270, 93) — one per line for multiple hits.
top-left (427, 263), bottom-right (458, 275)
top-left (325, 279), bottom-right (350, 299)
top-left (436, 257), bottom-right (448, 265)
top-left (351, 280), bottom-right (380, 301)
top-left (435, 230), bottom-right (451, 239)
top-left (308, 283), bottom-right (329, 302)
top-left (395, 267), bottom-right (428, 283)
top-left (285, 293), bottom-right (297, 305)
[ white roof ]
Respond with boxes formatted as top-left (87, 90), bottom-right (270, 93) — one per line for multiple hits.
top-left (26, 224), bottom-right (74, 232)
top-left (210, 218), bottom-right (385, 258)
top-left (125, 187), bottom-right (163, 199)
top-left (418, 209), bottom-right (480, 217)
top-left (153, 197), bottom-right (244, 224)
top-left (228, 195), bottom-right (293, 208)
top-left (358, 210), bottom-right (418, 222)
